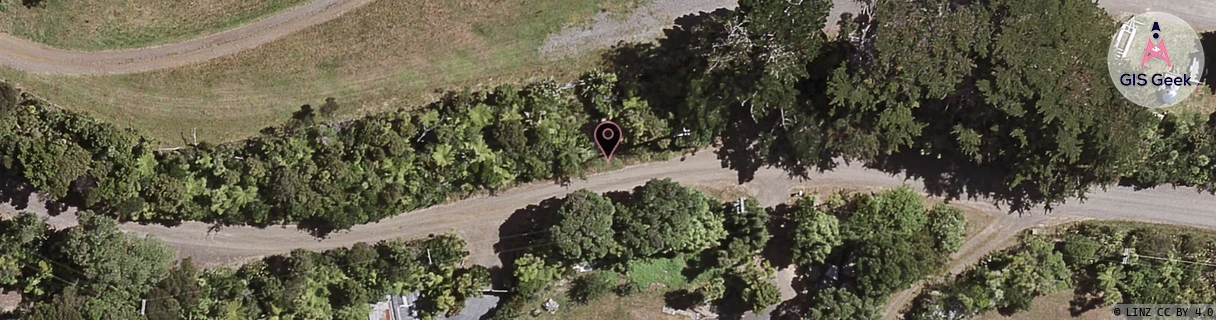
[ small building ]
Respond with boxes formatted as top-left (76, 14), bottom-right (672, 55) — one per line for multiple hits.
top-left (370, 290), bottom-right (501, 320)
top-left (369, 300), bottom-right (391, 320)
top-left (369, 291), bottom-right (420, 320)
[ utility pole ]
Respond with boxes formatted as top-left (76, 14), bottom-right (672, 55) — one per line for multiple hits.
top-left (192, 127), bottom-right (198, 146)
top-left (1132, 252), bottom-right (1216, 267)
top-left (140, 299), bottom-right (146, 315)
top-left (427, 249), bottom-right (433, 265)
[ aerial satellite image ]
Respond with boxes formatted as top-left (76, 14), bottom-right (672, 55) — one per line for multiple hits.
top-left (0, 0), bottom-right (1213, 319)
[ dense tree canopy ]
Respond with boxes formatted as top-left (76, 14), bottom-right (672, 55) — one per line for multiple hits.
top-left (615, 178), bottom-right (727, 258)
top-left (790, 196), bottom-right (841, 266)
top-left (1, 0), bottom-right (1215, 237)
top-left (781, 187), bottom-right (966, 303)
top-left (604, 0), bottom-right (1193, 213)
top-left (495, 180), bottom-right (782, 317)
top-left (807, 288), bottom-right (880, 320)
top-left (8, 0), bottom-right (1216, 318)
top-left (811, 0), bottom-right (1149, 210)
top-left (61, 212), bottom-right (176, 305)
top-left (0, 78), bottom-right (676, 234)
top-left (512, 253), bottom-right (561, 297)
top-left (723, 197), bottom-right (769, 253)
top-left (927, 204), bottom-right (967, 253)
top-left (908, 222), bottom-right (1216, 319)
top-left (551, 189), bottom-right (618, 264)
top-left (0, 212), bottom-right (51, 296)
top-left (0, 212), bottom-right (486, 320)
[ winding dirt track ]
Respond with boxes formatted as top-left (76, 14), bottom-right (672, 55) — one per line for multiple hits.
top-left (0, 0), bottom-right (376, 75)
top-left (1, 0), bottom-right (1210, 75)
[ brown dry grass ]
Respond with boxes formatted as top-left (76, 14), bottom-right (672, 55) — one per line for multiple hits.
top-left (790, 185), bottom-right (886, 198)
top-left (0, 0), bottom-right (630, 146)
top-left (526, 289), bottom-right (685, 320)
top-left (1168, 85), bottom-right (1216, 114)
top-left (975, 291), bottom-right (1112, 320)
top-left (0, 0), bottom-right (309, 50)
top-left (955, 202), bottom-right (998, 240)
top-left (694, 183), bottom-right (756, 202)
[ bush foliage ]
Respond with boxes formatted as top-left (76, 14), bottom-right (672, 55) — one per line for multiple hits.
top-left (0, 212), bottom-right (487, 319)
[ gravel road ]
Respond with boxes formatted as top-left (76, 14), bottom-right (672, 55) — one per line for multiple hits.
top-left (100, 150), bottom-right (1216, 269)
top-left (1, 0), bottom-right (1213, 316)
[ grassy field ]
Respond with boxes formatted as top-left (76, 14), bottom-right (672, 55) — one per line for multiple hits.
top-left (0, 0), bottom-right (309, 50)
top-left (0, 0), bottom-right (637, 146)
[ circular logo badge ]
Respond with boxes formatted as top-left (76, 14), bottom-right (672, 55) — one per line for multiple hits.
top-left (1107, 12), bottom-right (1205, 109)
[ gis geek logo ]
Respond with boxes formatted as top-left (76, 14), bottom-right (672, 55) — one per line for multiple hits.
top-left (1121, 22), bottom-right (1192, 87)
top-left (1141, 22), bottom-right (1171, 68)
top-left (1107, 12), bottom-right (1205, 109)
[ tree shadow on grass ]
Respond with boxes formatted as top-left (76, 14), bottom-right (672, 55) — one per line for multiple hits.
top-left (664, 289), bottom-right (702, 310)
top-left (1069, 291), bottom-right (1102, 316)
top-left (1202, 31), bottom-right (1214, 92)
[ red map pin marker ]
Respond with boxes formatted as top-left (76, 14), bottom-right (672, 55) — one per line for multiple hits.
top-left (594, 121), bottom-right (622, 163)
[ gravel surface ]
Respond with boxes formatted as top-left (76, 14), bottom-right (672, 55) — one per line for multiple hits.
top-left (1098, 0), bottom-right (1216, 31)
top-left (539, 0), bottom-right (738, 59)
top-left (539, 0), bottom-right (867, 59)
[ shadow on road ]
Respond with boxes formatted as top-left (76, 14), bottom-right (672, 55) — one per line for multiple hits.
top-left (865, 151), bottom-right (1027, 211)
top-left (492, 196), bottom-right (565, 287)
top-left (762, 204), bottom-right (795, 268)
top-left (0, 176), bottom-right (35, 213)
